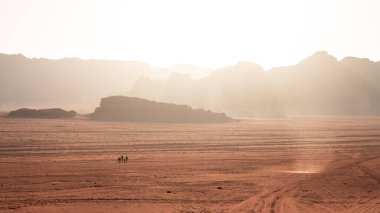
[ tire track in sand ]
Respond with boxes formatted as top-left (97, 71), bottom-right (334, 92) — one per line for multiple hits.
top-left (232, 156), bottom-right (380, 213)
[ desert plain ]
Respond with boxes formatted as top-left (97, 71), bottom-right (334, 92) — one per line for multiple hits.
top-left (0, 116), bottom-right (379, 213)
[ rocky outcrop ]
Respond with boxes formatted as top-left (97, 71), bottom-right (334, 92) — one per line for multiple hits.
top-left (91, 96), bottom-right (233, 123)
top-left (7, 108), bottom-right (77, 119)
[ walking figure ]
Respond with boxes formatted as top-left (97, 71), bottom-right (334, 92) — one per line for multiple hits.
top-left (117, 155), bottom-right (128, 163)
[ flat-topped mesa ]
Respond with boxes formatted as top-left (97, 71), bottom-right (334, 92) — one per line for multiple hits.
top-left (7, 108), bottom-right (77, 119)
top-left (91, 96), bottom-right (233, 123)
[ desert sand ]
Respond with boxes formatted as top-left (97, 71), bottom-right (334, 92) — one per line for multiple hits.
top-left (0, 117), bottom-right (379, 212)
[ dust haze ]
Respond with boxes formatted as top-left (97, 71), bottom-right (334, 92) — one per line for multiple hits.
top-left (1, 0), bottom-right (380, 212)
top-left (1, 51), bottom-right (380, 117)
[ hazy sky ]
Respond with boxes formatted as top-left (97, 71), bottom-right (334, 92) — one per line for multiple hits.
top-left (0, 0), bottom-right (379, 69)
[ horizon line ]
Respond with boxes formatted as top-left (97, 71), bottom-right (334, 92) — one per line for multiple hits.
top-left (0, 50), bottom-right (378, 71)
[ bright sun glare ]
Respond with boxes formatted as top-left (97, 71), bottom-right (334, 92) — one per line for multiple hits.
top-left (0, 0), bottom-right (379, 69)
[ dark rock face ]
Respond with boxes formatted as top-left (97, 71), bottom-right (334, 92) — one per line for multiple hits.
top-left (91, 96), bottom-right (233, 123)
top-left (7, 108), bottom-right (77, 119)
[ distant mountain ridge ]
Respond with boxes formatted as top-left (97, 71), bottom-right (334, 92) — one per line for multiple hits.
top-left (129, 51), bottom-right (380, 117)
top-left (0, 53), bottom-right (207, 112)
top-left (1, 52), bottom-right (380, 117)
top-left (0, 53), bottom-right (150, 112)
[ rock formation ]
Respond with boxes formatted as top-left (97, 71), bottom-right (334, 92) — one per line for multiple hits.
top-left (91, 96), bottom-right (233, 123)
top-left (7, 108), bottom-right (77, 119)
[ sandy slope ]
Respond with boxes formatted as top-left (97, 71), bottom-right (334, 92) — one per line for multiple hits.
top-left (0, 117), bottom-right (379, 212)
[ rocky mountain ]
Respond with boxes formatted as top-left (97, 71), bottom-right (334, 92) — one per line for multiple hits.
top-left (2, 51), bottom-right (380, 117)
top-left (0, 54), bottom-right (207, 112)
top-left (129, 52), bottom-right (380, 117)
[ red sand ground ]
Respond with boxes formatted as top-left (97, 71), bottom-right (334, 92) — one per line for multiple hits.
top-left (0, 117), bottom-right (379, 212)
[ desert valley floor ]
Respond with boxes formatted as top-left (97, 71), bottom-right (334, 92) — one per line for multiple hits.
top-left (0, 117), bottom-right (379, 213)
